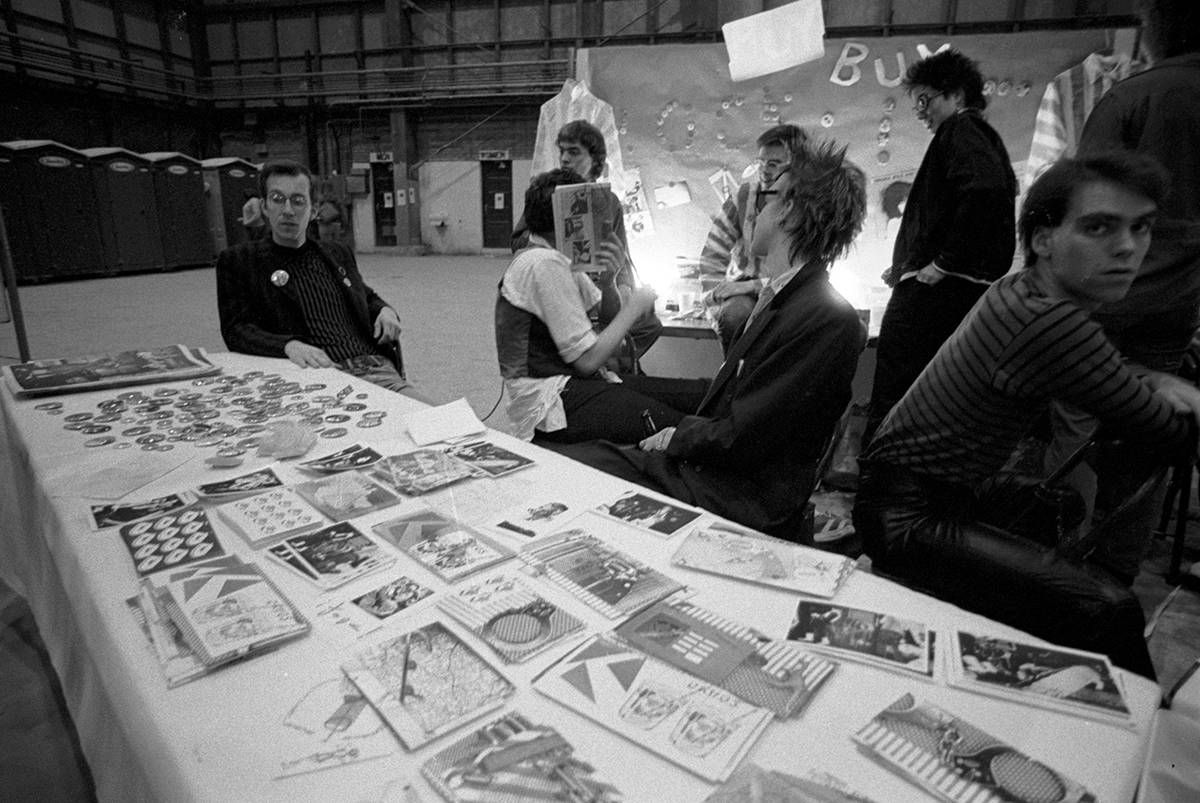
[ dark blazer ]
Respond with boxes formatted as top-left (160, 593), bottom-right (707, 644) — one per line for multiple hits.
top-left (216, 238), bottom-right (391, 359)
top-left (644, 261), bottom-right (866, 535)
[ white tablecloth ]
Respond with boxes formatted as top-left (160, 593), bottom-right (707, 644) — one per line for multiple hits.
top-left (0, 353), bottom-right (1158, 802)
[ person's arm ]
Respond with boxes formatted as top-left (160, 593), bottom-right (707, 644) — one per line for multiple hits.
top-left (215, 246), bottom-right (295, 358)
top-left (1076, 93), bottom-right (1133, 155)
top-left (698, 195), bottom-right (743, 280)
top-left (572, 286), bottom-right (657, 376)
top-left (666, 307), bottom-right (865, 462)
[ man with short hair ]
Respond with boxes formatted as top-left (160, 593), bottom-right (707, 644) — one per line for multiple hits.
top-left (216, 159), bottom-right (413, 394)
top-left (854, 152), bottom-right (1200, 677)
top-left (698, 123), bottom-right (807, 352)
top-left (864, 48), bottom-right (1018, 443)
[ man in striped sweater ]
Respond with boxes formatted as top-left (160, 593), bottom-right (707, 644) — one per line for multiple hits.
top-left (855, 153), bottom-right (1200, 677)
top-left (217, 159), bottom-right (413, 394)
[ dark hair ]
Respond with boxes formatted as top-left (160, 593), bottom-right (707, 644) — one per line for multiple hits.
top-left (257, 159), bottom-right (313, 201)
top-left (777, 140), bottom-right (867, 267)
top-left (556, 120), bottom-right (606, 179)
top-left (756, 123), bottom-right (808, 155)
top-left (903, 48), bottom-right (986, 111)
top-left (1019, 152), bottom-right (1170, 266)
top-left (881, 181), bottom-right (912, 220)
top-left (1140, 0), bottom-right (1200, 60)
top-left (524, 168), bottom-right (587, 237)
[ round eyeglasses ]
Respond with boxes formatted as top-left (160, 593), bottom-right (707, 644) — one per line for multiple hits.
top-left (913, 91), bottom-right (946, 113)
top-left (266, 191), bottom-right (309, 209)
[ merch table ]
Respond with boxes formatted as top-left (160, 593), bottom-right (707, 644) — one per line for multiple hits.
top-left (0, 352), bottom-right (1160, 802)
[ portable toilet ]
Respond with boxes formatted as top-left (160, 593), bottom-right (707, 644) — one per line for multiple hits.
top-left (0, 140), bottom-right (106, 281)
top-left (143, 152), bottom-right (212, 267)
top-left (81, 147), bottom-right (164, 274)
top-left (201, 157), bottom-right (258, 254)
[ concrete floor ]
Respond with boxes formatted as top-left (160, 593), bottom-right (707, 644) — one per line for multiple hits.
top-left (1, 254), bottom-right (1198, 799)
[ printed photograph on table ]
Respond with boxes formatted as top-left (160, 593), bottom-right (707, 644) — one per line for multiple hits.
top-left (3, 344), bottom-right (218, 397)
top-left (373, 510), bottom-right (514, 583)
top-left (293, 471), bottom-right (402, 521)
top-left (216, 487), bottom-right (327, 547)
top-left (421, 711), bottom-right (623, 803)
top-left (368, 448), bottom-right (477, 495)
top-left (670, 523), bottom-right (854, 598)
top-left (519, 529), bottom-right (683, 621)
top-left (949, 631), bottom-right (1132, 723)
top-left (195, 466), bottom-right (283, 500)
top-left (532, 634), bottom-right (773, 783)
top-left (438, 572), bottom-right (585, 663)
top-left (118, 506), bottom-right (226, 577)
top-left (342, 622), bottom-right (515, 750)
top-left (485, 498), bottom-right (581, 539)
top-left (268, 522), bottom-right (394, 589)
top-left (788, 601), bottom-right (933, 677)
top-left (444, 439), bottom-right (535, 478)
top-left (157, 556), bottom-right (309, 668)
top-left (297, 443), bottom-right (385, 473)
top-left (597, 491), bottom-right (701, 537)
top-left (353, 575), bottom-right (434, 620)
top-left (854, 693), bottom-right (1095, 803)
top-left (616, 599), bottom-right (837, 718)
top-left (89, 491), bottom-right (194, 530)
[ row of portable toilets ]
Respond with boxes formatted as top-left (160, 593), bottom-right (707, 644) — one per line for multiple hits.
top-left (0, 140), bottom-right (260, 283)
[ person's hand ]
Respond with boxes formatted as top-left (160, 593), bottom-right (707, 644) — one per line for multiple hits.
top-left (639, 426), bottom-right (675, 452)
top-left (915, 263), bottom-right (945, 285)
top-left (594, 236), bottom-right (629, 276)
top-left (712, 280), bottom-right (760, 303)
top-left (284, 340), bottom-right (334, 368)
top-left (1147, 371), bottom-right (1200, 422)
top-left (625, 286), bottom-right (658, 318)
top-left (373, 307), bottom-right (402, 342)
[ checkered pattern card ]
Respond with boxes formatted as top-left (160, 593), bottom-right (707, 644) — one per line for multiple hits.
top-left (267, 522), bottom-right (394, 590)
top-left (217, 487), bottom-right (328, 547)
top-left (118, 506), bottom-right (226, 577)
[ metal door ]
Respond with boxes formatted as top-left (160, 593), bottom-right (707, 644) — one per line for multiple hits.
top-left (480, 160), bottom-right (512, 248)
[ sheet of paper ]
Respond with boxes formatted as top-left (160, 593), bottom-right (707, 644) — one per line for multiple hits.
top-left (404, 398), bottom-right (485, 446)
top-left (724, 0), bottom-right (826, 82)
top-left (45, 449), bottom-right (194, 500)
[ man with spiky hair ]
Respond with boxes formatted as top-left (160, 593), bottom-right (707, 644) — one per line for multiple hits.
top-left (554, 141), bottom-right (868, 540)
top-left (864, 48), bottom-right (1018, 444)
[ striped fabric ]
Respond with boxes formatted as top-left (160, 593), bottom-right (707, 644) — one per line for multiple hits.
top-left (699, 180), bottom-right (765, 281)
top-left (865, 270), bottom-right (1187, 486)
top-left (1025, 52), bottom-right (1141, 190)
top-left (289, 247), bottom-right (376, 362)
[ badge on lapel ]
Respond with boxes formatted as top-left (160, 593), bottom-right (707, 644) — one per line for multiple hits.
top-left (270, 270), bottom-right (289, 287)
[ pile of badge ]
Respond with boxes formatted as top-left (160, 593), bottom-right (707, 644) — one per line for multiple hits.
top-left (32, 370), bottom-right (390, 456)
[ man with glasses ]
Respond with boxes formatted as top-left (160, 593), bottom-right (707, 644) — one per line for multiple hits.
top-left (217, 159), bottom-right (413, 393)
top-left (698, 124), bottom-right (808, 353)
top-left (864, 49), bottom-right (1018, 444)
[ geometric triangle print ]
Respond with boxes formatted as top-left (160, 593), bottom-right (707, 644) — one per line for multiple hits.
top-left (180, 576), bottom-right (214, 601)
top-left (607, 657), bottom-right (645, 692)
top-left (214, 576), bottom-right (263, 597)
top-left (561, 662), bottom-right (595, 702)
top-left (569, 637), bottom-right (628, 665)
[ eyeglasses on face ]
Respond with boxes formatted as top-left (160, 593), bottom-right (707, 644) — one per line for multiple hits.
top-left (913, 91), bottom-right (947, 113)
top-left (266, 191), bottom-right (310, 209)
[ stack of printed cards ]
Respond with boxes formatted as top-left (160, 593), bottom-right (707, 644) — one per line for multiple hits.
top-left (787, 601), bottom-right (935, 678)
top-left (217, 487), bottom-right (327, 547)
top-left (297, 443), bottom-right (384, 473)
top-left (597, 491), bottom-right (702, 538)
top-left (369, 449), bottom-right (476, 495)
top-left (194, 467), bottom-right (283, 501)
top-left (373, 510), bottom-right (514, 582)
top-left (533, 634), bottom-right (773, 783)
top-left (444, 439), bottom-right (535, 478)
top-left (421, 712), bottom-right (622, 803)
top-left (89, 492), bottom-right (194, 530)
top-left (154, 555), bottom-right (309, 670)
top-left (118, 506), bottom-right (225, 576)
top-left (854, 693), bottom-right (1095, 803)
top-left (947, 630), bottom-right (1133, 725)
top-left (483, 497), bottom-right (583, 539)
top-left (671, 523), bottom-right (855, 598)
top-left (519, 529), bottom-right (684, 621)
top-left (342, 622), bottom-right (515, 750)
top-left (293, 471), bottom-right (402, 521)
top-left (268, 522), bottom-right (394, 589)
top-left (616, 599), bottom-right (837, 719)
top-left (438, 572), bottom-right (585, 663)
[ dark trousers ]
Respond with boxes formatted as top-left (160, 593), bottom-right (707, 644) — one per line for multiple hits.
top-left (865, 278), bottom-right (988, 444)
top-left (853, 461), bottom-right (1155, 679)
top-left (533, 375), bottom-right (709, 446)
